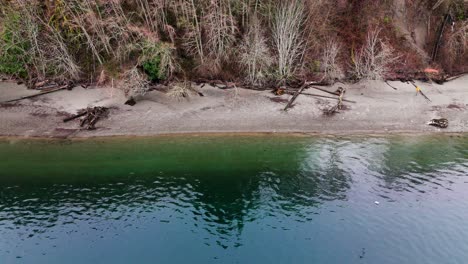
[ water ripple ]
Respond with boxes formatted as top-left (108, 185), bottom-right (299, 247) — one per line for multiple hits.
top-left (1, 136), bottom-right (468, 263)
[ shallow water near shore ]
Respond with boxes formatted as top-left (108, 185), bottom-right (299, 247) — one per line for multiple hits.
top-left (1, 135), bottom-right (468, 263)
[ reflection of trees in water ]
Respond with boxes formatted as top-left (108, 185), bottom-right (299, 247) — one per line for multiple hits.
top-left (374, 137), bottom-right (468, 192)
top-left (5, 136), bottom-right (464, 248)
top-left (0, 177), bottom-right (195, 232)
top-left (0, 175), bottom-right (259, 249)
top-left (259, 139), bottom-right (354, 222)
top-left (0, 138), bottom-right (359, 249)
top-left (184, 171), bottom-right (262, 248)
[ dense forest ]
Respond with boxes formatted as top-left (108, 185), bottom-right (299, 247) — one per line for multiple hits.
top-left (0, 0), bottom-right (466, 94)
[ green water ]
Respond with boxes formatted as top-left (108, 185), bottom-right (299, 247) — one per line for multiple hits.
top-left (1, 135), bottom-right (468, 263)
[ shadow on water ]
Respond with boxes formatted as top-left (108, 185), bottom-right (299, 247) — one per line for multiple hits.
top-left (0, 135), bottom-right (468, 262)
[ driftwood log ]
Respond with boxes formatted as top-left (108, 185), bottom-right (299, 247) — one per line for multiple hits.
top-left (279, 89), bottom-right (356, 103)
top-left (445, 72), bottom-right (468, 82)
top-left (310, 86), bottom-right (342, 96)
top-left (323, 88), bottom-right (346, 115)
top-left (194, 77), bottom-right (331, 92)
top-left (283, 83), bottom-right (308, 111)
top-left (409, 81), bottom-right (431, 102)
top-left (63, 106), bottom-right (109, 130)
top-left (3, 85), bottom-right (69, 103)
top-left (282, 81), bottom-right (357, 111)
top-left (302, 92), bottom-right (356, 103)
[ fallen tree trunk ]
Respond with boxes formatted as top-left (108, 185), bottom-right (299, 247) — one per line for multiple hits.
top-left (409, 81), bottom-right (432, 102)
top-left (445, 72), bottom-right (468, 82)
top-left (3, 85), bottom-right (69, 103)
top-left (302, 93), bottom-right (356, 103)
top-left (63, 111), bottom-right (87, 122)
top-left (310, 86), bottom-right (340, 96)
top-left (384, 81), bottom-right (399, 90)
top-left (284, 84), bottom-right (308, 111)
top-left (281, 90), bottom-right (356, 103)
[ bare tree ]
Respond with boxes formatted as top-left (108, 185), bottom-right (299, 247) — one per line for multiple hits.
top-left (352, 28), bottom-right (399, 80)
top-left (272, 0), bottom-right (306, 80)
top-left (239, 16), bottom-right (273, 85)
top-left (321, 39), bottom-right (343, 81)
top-left (203, 0), bottom-right (237, 64)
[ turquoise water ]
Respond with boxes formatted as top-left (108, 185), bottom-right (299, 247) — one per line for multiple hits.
top-left (1, 135), bottom-right (468, 263)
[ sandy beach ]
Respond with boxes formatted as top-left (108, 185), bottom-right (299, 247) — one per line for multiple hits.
top-left (0, 76), bottom-right (467, 138)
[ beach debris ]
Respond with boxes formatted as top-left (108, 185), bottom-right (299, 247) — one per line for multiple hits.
top-left (444, 72), bottom-right (468, 82)
top-left (63, 111), bottom-right (87, 123)
top-left (414, 86), bottom-right (431, 102)
top-left (324, 103), bottom-right (340, 116)
top-left (374, 201), bottom-right (380, 205)
top-left (272, 86), bottom-right (356, 103)
top-left (195, 79), bottom-right (237, 90)
top-left (303, 93), bottom-right (356, 103)
top-left (428, 118), bottom-right (448, 128)
top-left (28, 78), bottom-right (75, 91)
top-left (323, 87), bottom-right (347, 115)
top-left (63, 106), bottom-right (109, 130)
top-left (447, 104), bottom-right (464, 110)
top-left (2, 85), bottom-right (71, 104)
top-left (311, 86), bottom-right (342, 96)
top-left (125, 97), bottom-right (137, 106)
top-left (336, 87), bottom-right (346, 109)
top-left (284, 83), bottom-right (308, 111)
top-left (270, 97), bottom-right (290, 103)
top-left (273, 87), bottom-right (286, 96)
top-left (384, 81), bottom-right (398, 90)
top-left (409, 81), bottom-right (431, 102)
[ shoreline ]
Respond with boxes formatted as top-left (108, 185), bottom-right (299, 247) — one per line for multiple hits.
top-left (1, 76), bottom-right (467, 139)
top-left (1, 131), bottom-right (468, 142)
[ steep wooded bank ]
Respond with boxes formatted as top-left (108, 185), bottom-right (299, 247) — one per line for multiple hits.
top-left (0, 0), bottom-right (466, 95)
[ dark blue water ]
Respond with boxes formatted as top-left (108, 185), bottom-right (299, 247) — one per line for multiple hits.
top-left (0, 136), bottom-right (468, 263)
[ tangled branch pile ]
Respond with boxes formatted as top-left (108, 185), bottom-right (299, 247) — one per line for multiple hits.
top-left (63, 106), bottom-right (109, 130)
